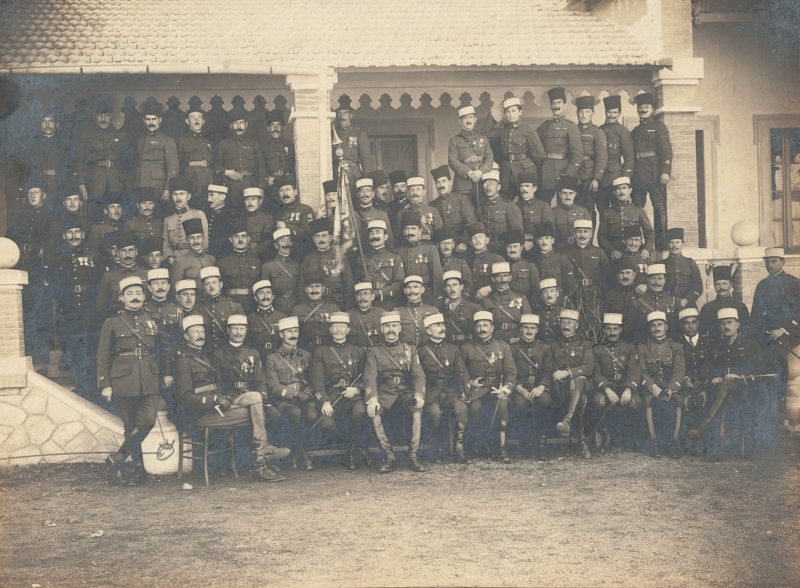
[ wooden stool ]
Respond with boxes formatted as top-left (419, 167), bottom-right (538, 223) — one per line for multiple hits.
top-left (178, 409), bottom-right (250, 486)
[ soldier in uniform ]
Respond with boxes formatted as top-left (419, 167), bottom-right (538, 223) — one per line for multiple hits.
top-left (95, 231), bottom-right (148, 318)
top-left (367, 170), bottom-right (396, 216)
top-left (350, 177), bottom-right (395, 250)
top-left (177, 106), bottom-right (215, 205)
top-left (440, 270), bottom-right (482, 346)
top-left (698, 265), bottom-right (749, 338)
top-left (532, 278), bottom-right (565, 344)
top-left (218, 217), bottom-right (261, 313)
top-left (217, 106), bottom-right (263, 210)
top-left (484, 96), bottom-right (545, 202)
top-left (291, 270), bottom-right (340, 351)
top-left (364, 312), bottom-right (427, 473)
top-left (175, 314), bottom-right (289, 482)
top-left (143, 267), bottom-right (181, 407)
top-left (478, 169), bottom-right (523, 254)
top-left (401, 176), bottom-right (443, 242)
top-left (261, 109), bottom-right (296, 210)
top-left (605, 256), bottom-right (644, 316)
top-left (299, 217), bottom-right (354, 310)
top-left (331, 103), bottom-right (374, 188)
top-left (356, 219), bottom-right (406, 309)
top-left (174, 279), bottom-right (199, 316)
top-left (260, 227), bottom-right (300, 314)
top-left (133, 100), bottom-right (179, 208)
top-left (97, 276), bottom-right (169, 485)
top-left (348, 281), bottom-right (383, 347)
top-left (274, 176), bottom-right (315, 254)
top-left (88, 192), bottom-right (124, 259)
top-left (505, 229), bottom-right (540, 304)
top-left (310, 312), bottom-right (370, 469)
top-left (20, 110), bottom-right (69, 204)
top-left (125, 187), bottom-right (163, 243)
top-left (614, 225), bottom-right (652, 284)
top-left (637, 311), bottom-right (686, 456)
top-left (206, 183), bottom-right (237, 259)
top-left (517, 169), bottom-right (554, 254)
top-left (598, 95), bottom-right (634, 214)
top-left (196, 266), bottom-right (245, 349)
top-left (574, 95), bottom-right (608, 215)
top-left (624, 264), bottom-right (680, 344)
top-left (467, 222), bottom-right (505, 299)
top-left (169, 218), bottom-right (216, 286)
top-left (247, 279), bottom-right (287, 363)
top-left (242, 187), bottom-right (276, 259)
top-left (461, 311), bottom-right (517, 461)
top-left (395, 210), bottom-right (443, 304)
top-left (664, 227), bottom-right (703, 310)
top-left (536, 87), bottom-right (584, 204)
top-left (552, 176), bottom-right (592, 250)
top-left (448, 104), bottom-right (494, 206)
top-left (397, 275), bottom-right (439, 347)
top-left (418, 313), bottom-right (470, 462)
top-left (549, 308), bottom-right (594, 458)
top-left (435, 227), bottom-right (474, 295)
top-left (564, 219), bottom-right (610, 341)
top-left (162, 177), bottom-right (209, 264)
top-left (597, 176), bottom-right (655, 260)
top-left (387, 169), bottom-right (409, 235)
top-left (677, 307), bottom-right (711, 436)
top-left (481, 262), bottom-right (532, 344)
top-left (140, 238), bottom-right (165, 271)
top-left (530, 222), bottom-right (577, 302)
top-left (430, 164), bottom-right (477, 248)
top-left (631, 92), bottom-right (673, 250)
top-left (50, 184), bottom-right (93, 258)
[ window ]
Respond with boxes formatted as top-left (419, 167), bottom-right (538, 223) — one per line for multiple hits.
top-left (770, 128), bottom-right (800, 250)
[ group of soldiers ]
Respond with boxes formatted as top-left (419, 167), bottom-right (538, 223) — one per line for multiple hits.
top-left (7, 88), bottom-right (799, 485)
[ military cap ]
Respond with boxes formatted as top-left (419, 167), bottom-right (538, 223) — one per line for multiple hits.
top-left (482, 170), bottom-right (500, 183)
top-left (442, 270), bottom-right (462, 283)
top-left (520, 314), bottom-right (540, 325)
top-left (404, 275), bottom-right (424, 285)
top-left (273, 227), bottom-right (292, 241)
top-left (646, 311), bottom-right (667, 323)
top-left (134, 186), bottom-right (159, 203)
top-left (207, 183), bottom-right (228, 194)
top-left (91, 94), bottom-right (114, 114)
top-left (647, 264), bottom-right (666, 275)
top-left (430, 165), bottom-right (451, 181)
top-left (60, 217), bottom-right (85, 232)
top-left (305, 270), bottom-right (326, 285)
top-left (59, 180), bottom-right (82, 201)
top-left (603, 95), bottom-right (622, 111)
top-left (491, 262), bottom-right (511, 275)
top-left (309, 217), bottom-right (330, 235)
top-left (406, 176), bottom-right (424, 188)
top-left (558, 175), bottom-right (580, 192)
top-left (712, 265), bottom-right (732, 282)
top-left (612, 176), bottom-right (631, 187)
top-left (199, 266), bottom-right (221, 281)
top-left (666, 228), bottom-right (685, 241)
top-left (275, 175), bottom-right (296, 190)
top-left (147, 268), bottom-right (170, 282)
top-left (388, 170), bottom-right (408, 185)
top-left (115, 231), bottom-right (138, 250)
top-left (518, 169), bottom-right (538, 185)
top-left (635, 92), bottom-right (655, 106)
top-left (354, 281), bottom-right (374, 292)
top-left (473, 310), bottom-right (494, 323)
top-left (139, 237), bottom-right (162, 256)
top-left (278, 316), bottom-right (300, 331)
top-left (505, 229), bottom-right (524, 246)
top-left (322, 180), bottom-right (338, 194)
top-left (678, 308), bottom-right (699, 321)
top-left (355, 178), bottom-right (374, 189)
top-left (227, 314), bottom-right (248, 327)
top-left (457, 105), bottom-right (476, 117)
top-left (226, 216), bottom-right (249, 237)
top-left (266, 109), bottom-right (285, 124)
top-left (717, 308), bottom-right (739, 321)
top-left (621, 225), bottom-right (642, 240)
top-left (575, 95), bottom-right (596, 111)
top-left (503, 97), bottom-right (522, 110)
top-left (533, 222), bottom-right (556, 239)
top-left (548, 87), bottom-right (567, 102)
top-left (175, 279), bottom-right (197, 293)
top-left (433, 226), bottom-right (457, 243)
top-left (764, 247), bottom-right (785, 259)
top-left (466, 222), bottom-right (487, 238)
top-left (141, 99), bottom-right (164, 116)
top-left (573, 219), bottom-right (593, 230)
top-left (169, 176), bottom-right (193, 193)
top-left (101, 191), bottom-right (124, 206)
top-left (560, 309), bottom-right (580, 321)
top-left (423, 313), bottom-right (445, 328)
top-left (539, 278), bottom-right (558, 290)
top-left (182, 218), bottom-right (204, 237)
top-left (367, 170), bottom-right (389, 187)
top-left (400, 210), bottom-right (422, 229)
top-left (252, 279), bottom-right (272, 294)
top-left (167, 96), bottom-right (180, 108)
top-left (380, 312), bottom-right (401, 325)
top-left (335, 103), bottom-right (353, 115)
top-left (181, 314), bottom-right (204, 331)
top-left (119, 276), bottom-right (144, 293)
top-left (603, 313), bottom-right (624, 325)
top-left (615, 256), bottom-right (638, 272)
top-left (329, 312), bottom-right (350, 325)
top-left (227, 106), bottom-right (248, 123)
top-left (367, 219), bottom-right (388, 232)
top-left (242, 187), bottom-right (264, 199)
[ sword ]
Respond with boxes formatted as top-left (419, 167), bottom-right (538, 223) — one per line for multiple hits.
top-left (307, 373), bottom-right (363, 435)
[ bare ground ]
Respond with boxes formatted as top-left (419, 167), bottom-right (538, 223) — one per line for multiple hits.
top-left (1, 441), bottom-right (799, 587)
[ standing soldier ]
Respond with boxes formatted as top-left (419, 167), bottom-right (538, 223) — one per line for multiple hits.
top-left (574, 95), bottom-right (608, 216)
top-left (430, 164), bottom-right (477, 248)
top-left (530, 222), bottom-right (578, 301)
top-left (299, 218), bottom-right (354, 310)
top-left (440, 270), bottom-right (482, 346)
top-left (664, 228), bottom-right (703, 310)
top-left (698, 265), bottom-right (749, 338)
top-left (517, 170), bottom-right (554, 255)
top-left (435, 227), bottom-right (474, 295)
top-left (564, 219), bottom-right (610, 340)
top-left (206, 183), bottom-right (237, 259)
top-left (310, 313), bottom-right (370, 469)
top-left (162, 177), bottom-right (209, 265)
top-left (478, 170), bottom-right (523, 255)
top-left (196, 266), bottom-right (245, 349)
top-left (351, 177), bottom-right (395, 250)
top-left (95, 231), bottom-right (148, 318)
top-left (395, 211), bottom-right (443, 304)
top-left (484, 96), bottom-right (545, 202)
top-left (466, 222), bottom-right (505, 299)
top-left (97, 276), bottom-right (169, 485)
top-left (598, 95), bottom-right (634, 214)
top-left (21, 110), bottom-right (69, 204)
top-left (356, 220), bottom-right (406, 309)
top-left (262, 109), bottom-right (296, 211)
top-left (624, 264), bottom-right (680, 344)
top-left (175, 315), bottom-right (289, 482)
top-left (260, 227), bottom-right (300, 314)
top-left (597, 176), bottom-right (655, 261)
top-left (133, 100), bottom-right (179, 207)
top-left (217, 106), bottom-right (263, 210)
top-left (218, 218), bottom-right (261, 313)
top-left (364, 312), bottom-right (427, 473)
top-left (247, 279), bottom-right (287, 362)
top-left (291, 270), bottom-right (340, 351)
top-left (177, 105), bottom-right (215, 204)
top-left (505, 230), bottom-right (541, 304)
top-left (87, 192), bottom-right (124, 259)
top-left (274, 176), bottom-right (315, 253)
top-left (448, 104), bottom-right (494, 207)
top-left (631, 92), bottom-right (673, 251)
top-left (402, 177), bottom-right (443, 242)
top-left (461, 311), bottom-right (517, 461)
top-left (331, 103), bottom-right (374, 188)
top-left (242, 187), bottom-right (276, 259)
top-left (536, 87), bottom-right (583, 204)
top-left (348, 281), bottom-right (383, 347)
top-left (481, 262), bottom-right (532, 344)
top-left (169, 218), bottom-right (216, 286)
top-left (418, 313), bottom-right (470, 462)
top-left (125, 187), bottom-right (163, 243)
top-left (552, 176), bottom-right (592, 250)
top-left (396, 275), bottom-right (439, 347)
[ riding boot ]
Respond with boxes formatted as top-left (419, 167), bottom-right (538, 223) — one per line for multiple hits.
top-left (498, 420), bottom-right (511, 463)
top-left (453, 422), bottom-right (469, 463)
top-left (409, 410), bottom-right (426, 471)
top-left (252, 457), bottom-right (286, 482)
top-left (298, 446), bottom-right (313, 471)
top-left (556, 385), bottom-right (580, 436)
top-left (343, 443), bottom-right (357, 470)
top-left (372, 413), bottom-right (395, 471)
top-left (357, 441), bottom-right (373, 466)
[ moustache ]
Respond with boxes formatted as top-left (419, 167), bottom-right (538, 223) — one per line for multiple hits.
top-left (369, 237), bottom-right (381, 243)
top-left (130, 298), bottom-right (143, 303)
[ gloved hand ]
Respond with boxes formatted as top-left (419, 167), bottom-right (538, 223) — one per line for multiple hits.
top-left (366, 397), bottom-right (380, 418)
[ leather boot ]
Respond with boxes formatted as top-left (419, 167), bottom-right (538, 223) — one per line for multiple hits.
top-left (342, 444), bottom-right (356, 470)
top-left (105, 453), bottom-right (127, 486)
top-left (498, 420), bottom-right (511, 463)
top-left (252, 459), bottom-right (286, 482)
top-left (299, 447), bottom-right (313, 471)
top-left (578, 440), bottom-right (592, 459)
top-left (357, 441), bottom-right (373, 466)
top-left (557, 385), bottom-right (581, 437)
top-left (409, 451), bottom-right (426, 472)
top-left (453, 423), bottom-right (469, 463)
top-left (379, 455), bottom-right (395, 473)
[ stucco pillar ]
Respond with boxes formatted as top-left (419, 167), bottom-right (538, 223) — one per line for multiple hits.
top-left (653, 58), bottom-right (704, 247)
top-left (286, 69), bottom-right (337, 212)
top-left (0, 238), bottom-right (30, 393)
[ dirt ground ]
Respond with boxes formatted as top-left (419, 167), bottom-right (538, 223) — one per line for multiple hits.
top-left (2, 440), bottom-right (800, 587)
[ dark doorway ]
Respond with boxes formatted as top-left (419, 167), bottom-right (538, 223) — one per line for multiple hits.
top-left (695, 130), bottom-right (707, 248)
top-left (370, 135), bottom-right (418, 177)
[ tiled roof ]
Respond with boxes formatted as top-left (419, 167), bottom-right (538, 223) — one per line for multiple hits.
top-left (0, 0), bottom-right (653, 72)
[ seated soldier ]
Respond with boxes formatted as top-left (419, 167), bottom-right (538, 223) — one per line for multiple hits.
top-left (698, 265), bottom-right (750, 338)
top-left (461, 311), bottom-right (517, 462)
top-left (549, 309), bottom-right (594, 458)
top-left (440, 270), bottom-right (482, 346)
top-left (310, 312), bottom-right (370, 469)
top-left (364, 312), bottom-right (427, 473)
top-left (418, 313), bottom-right (470, 463)
top-left (173, 314), bottom-right (289, 482)
top-left (624, 263), bottom-right (679, 344)
top-left (678, 307), bottom-right (710, 411)
top-left (591, 313), bottom-right (642, 449)
top-left (664, 228), bottom-right (703, 310)
top-left (637, 311), bottom-right (686, 457)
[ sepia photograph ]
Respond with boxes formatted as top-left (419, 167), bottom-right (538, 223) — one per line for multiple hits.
top-left (0, 0), bottom-right (799, 585)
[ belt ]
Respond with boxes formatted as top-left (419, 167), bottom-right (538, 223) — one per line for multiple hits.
top-left (227, 288), bottom-right (249, 296)
top-left (234, 382), bottom-right (249, 390)
top-left (117, 349), bottom-right (152, 358)
top-left (200, 395), bottom-right (219, 404)
top-left (546, 153), bottom-right (566, 160)
top-left (277, 291), bottom-right (295, 297)
top-left (188, 160), bottom-right (208, 167)
top-left (429, 378), bottom-right (448, 388)
top-left (482, 376), bottom-right (497, 387)
top-left (452, 334), bottom-right (467, 342)
top-left (42, 169), bottom-right (57, 176)
top-left (611, 374), bottom-right (622, 381)
top-left (500, 322), bottom-right (516, 330)
top-left (90, 160), bottom-right (115, 167)
top-left (463, 156), bottom-right (482, 163)
top-left (73, 285), bottom-right (87, 294)
top-left (391, 376), bottom-right (403, 385)
top-left (581, 278), bottom-right (594, 287)
top-left (636, 151), bottom-right (656, 159)
top-left (234, 171), bottom-right (254, 177)
top-left (507, 153), bottom-right (528, 162)
top-left (194, 383), bottom-right (219, 394)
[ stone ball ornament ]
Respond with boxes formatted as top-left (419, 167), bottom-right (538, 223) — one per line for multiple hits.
top-left (730, 220), bottom-right (759, 247)
top-left (0, 237), bottom-right (21, 269)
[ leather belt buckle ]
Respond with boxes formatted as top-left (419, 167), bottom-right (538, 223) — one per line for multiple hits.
top-left (547, 153), bottom-right (566, 160)
top-left (612, 374), bottom-right (622, 381)
top-left (392, 376), bottom-right (402, 385)
top-left (189, 160), bottom-right (208, 167)
top-left (134, 348), bottom-right (143, 359)
top-left (636, 151), bottom-right (656, 159)
top-left (43, 169), bottom-right (57, 176)
top-left (73, 285), bottom-right (85, 294)
top-left (581, 278), bottom-right (593, 287)
top-left (235, 382), bottom-right (248, 389)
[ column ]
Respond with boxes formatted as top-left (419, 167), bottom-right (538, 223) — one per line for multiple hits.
top-left (0, 238), bottom-right (30, 392)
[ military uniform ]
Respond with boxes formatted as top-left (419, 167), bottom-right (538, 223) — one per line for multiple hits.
top-left (448, 129), bottom-right (495, 195)
top-left (564, 243), bottom-right (610, 335)
top-left (246, 209), bottom-right (276, 259)
top-left (431, 191), bottom-right (477, 245)
top-left (177, 131), bottom-right (215, 200)
top-left (395, 242), bottom-right (443, 303)
top-left (598, 120), bottom-right (634, 212)
top-left (218, 250), bottom-right (262, 313)
top-left (246, 305), bottom-right (287, 361)
top-left (163, 207), bottom-right (209, 261)
top-left (469, 250), bottom-right (505, 294)
top-left (440, 254), bottom-right (474, 297)
top-left (624, 291), bottom-right (680, 344)
top-left (348, 306), bottom-right (383, 347)
top-left (262, 136), bottom-right (296, 185)
top-left (440, 298), bottom-right (482, 346)
top-left (299, 249), bottom-right (354, 310)
top-left (217, 135), bottom-right (263, 209)
top-left (401, 202), bottom-right (443, 242)
top-left (597, 200), bottom-right (655, 256)
top-left (332, 122), bottom-right (374, 185)
top-left (536, 116), bottom-right (583, 200)
top-left (698, 295), bottom-right (750, 339)
top-left (397, 302), bottom-right (439, 346)
top-left (276, 201), bottom-right (315, 251)
top-left (552, 203), bottom-right (592, 250)
top-left (576, 122), bottom-right (608, 213)
top-left (134, 129), bottom-right (179, 195)
top-left (22, 132), bottom-right (70, 200)
top-left (96, 264), bottom-right (148, 318)
top-left (665, 254), bottom-right (703, 307)
top-left (592, 340), bottom-right (641, 406)
top-left (680, 332), bottom-right (711, 410)
top-left (125, 214), bottom-right (163, 244)
top-left (518, 197), bottom-right (555, 243)
top-left (485, 120), bottom-right (545, 200)
top-left (631, 115), bottom-right (673, 249)
top-left (511, 338), bottom-right (554, 444)
top-left (197, 295), bottom-right (245, 349)
top-left (750, 269), bottom-right (800, 349)
top-left (481, 289), bottom-right (531, 343)
top-left (261, 253), bottom-right (300, 315)
top-left (508, 257), bottom-right (540, 302)
top-left (637, 335), bottom-right (685, 452)
top-left (357, 247), bottom-right (406, 309)
top-left (480, 197), bottom-right (524, 254)
top-left (531, 302), bottom-right (563, 343)
top-left (531, 250), bottom-right (577, 301)
top-left (549, 333), bottom-right (594, 442)
top-left (75, 124), bottom-right (126, 202)
top-left (292, 299), bottom-right (340, 351)
top-left (605, 284), bottom-right (640, 316)
top-left (170, 249), bottom-right (216, 286)
top-left (207, 206), bottom-right (237, 259)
